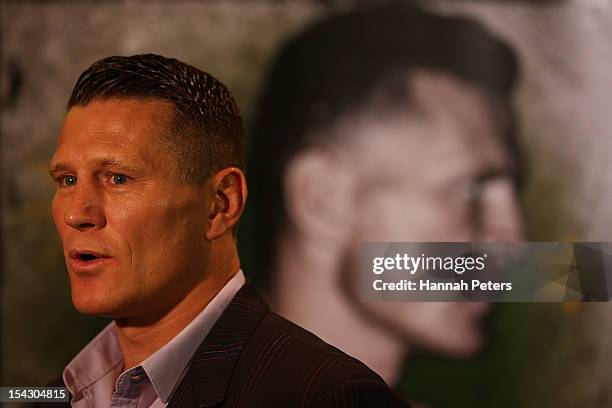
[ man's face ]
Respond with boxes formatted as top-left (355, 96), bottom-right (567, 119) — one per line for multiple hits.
top-left (51, 99), bottom-right (211, 319)
top-left (341, 72), bottom-right (524, 355)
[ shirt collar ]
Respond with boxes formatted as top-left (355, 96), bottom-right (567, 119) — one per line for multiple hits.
top-left (141, 269), bottom-right (245, 402)
top-left (63, 269), bottom-right (246, 403)
top-left (62, 321), bottom-right (122, 397)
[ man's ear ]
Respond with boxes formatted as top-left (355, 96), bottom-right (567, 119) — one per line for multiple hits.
top-left (206, 167), bottom-right (247, 241)
top-left (283, 148), bottom-right (356, 246)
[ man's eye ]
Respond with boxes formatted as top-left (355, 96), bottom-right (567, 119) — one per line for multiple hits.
top-left (111, 174), bottom-right (129, 185)
top-left (61, 175), bottom-right (77, 186)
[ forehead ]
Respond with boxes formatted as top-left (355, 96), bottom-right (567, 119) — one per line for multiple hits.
top-left (334, 71), bottom-right (511, 184)
top-left (52, 99), bottom-right (175, 165)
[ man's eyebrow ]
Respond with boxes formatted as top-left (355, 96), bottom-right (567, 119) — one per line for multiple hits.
top-left (49, 162), bottom-right (73, 175)
top-left (97, 158), bottom-right (122, 167)
top-left (95, 157), bottom-right (142, 173)
top-left (48, 158), bottom-right (142, 176)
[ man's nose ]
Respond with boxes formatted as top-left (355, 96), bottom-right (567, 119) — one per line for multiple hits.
top-left (64, 181), bottom-right (106, 231)
top-left (478, 185), bottom-right (525, 243)
top-left (480, 213), bottom-right (524, 242)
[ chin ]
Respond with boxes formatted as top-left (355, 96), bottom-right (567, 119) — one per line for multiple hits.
top-left (70, 285), bottom-right (124, 317)
top-left (72, 296), bottom-right (114, 316)
top-left (68, 273), bottom-right (119, 315)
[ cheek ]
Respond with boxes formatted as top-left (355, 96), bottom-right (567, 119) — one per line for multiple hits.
top-left (107, 194), bottom-right (206, 264)
top-left (154, 195), bottom-right (207, 247)
top-left (102, 198), bottom-right (163, 270)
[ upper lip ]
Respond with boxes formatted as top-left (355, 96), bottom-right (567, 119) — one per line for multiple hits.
top-left (68, 249), bottom-right (111, 260)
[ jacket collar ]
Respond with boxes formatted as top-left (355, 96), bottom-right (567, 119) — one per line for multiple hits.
top-left (168, 282), bottom-right (269, 408)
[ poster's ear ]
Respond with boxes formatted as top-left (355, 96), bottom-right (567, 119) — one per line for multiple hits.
top-left (283, 149), bottom-right (356, 246)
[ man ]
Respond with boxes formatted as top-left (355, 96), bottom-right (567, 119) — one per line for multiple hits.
top-left (46, 54), bottom-right (407, 407)
top-left (248, 5), bottom-right (524, 386)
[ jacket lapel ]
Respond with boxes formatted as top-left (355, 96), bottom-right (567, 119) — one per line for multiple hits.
top-left (168, 283), bottom-right (269, 408)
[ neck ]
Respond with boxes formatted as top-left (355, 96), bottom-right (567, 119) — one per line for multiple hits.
top-left (115, 240), bottom-right (240, 370)
top-left (271, 230), bottom-right (406, 385)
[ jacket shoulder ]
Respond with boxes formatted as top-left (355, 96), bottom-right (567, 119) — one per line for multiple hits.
top-left (226, 310), bottom-right (408, 407)
top-left (259, 311), bottom-right (379, 379)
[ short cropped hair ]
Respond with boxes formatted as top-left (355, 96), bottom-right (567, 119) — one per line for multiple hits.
top-left (68, 53), bottom-right (245, 184)
top-left (248, 4), bottom-right (521, 289)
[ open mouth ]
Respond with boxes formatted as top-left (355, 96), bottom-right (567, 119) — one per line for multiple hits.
top-left (69, 249), bottom-right (110, 263)
top-left (79, 253), bottom-right (100, 261)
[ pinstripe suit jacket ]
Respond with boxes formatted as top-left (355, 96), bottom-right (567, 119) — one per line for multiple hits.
top-left (41, 283), bottom-right (408, 407)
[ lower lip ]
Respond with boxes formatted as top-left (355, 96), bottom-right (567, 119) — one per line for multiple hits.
top-left (68, 257), bottom-right (114, 273)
